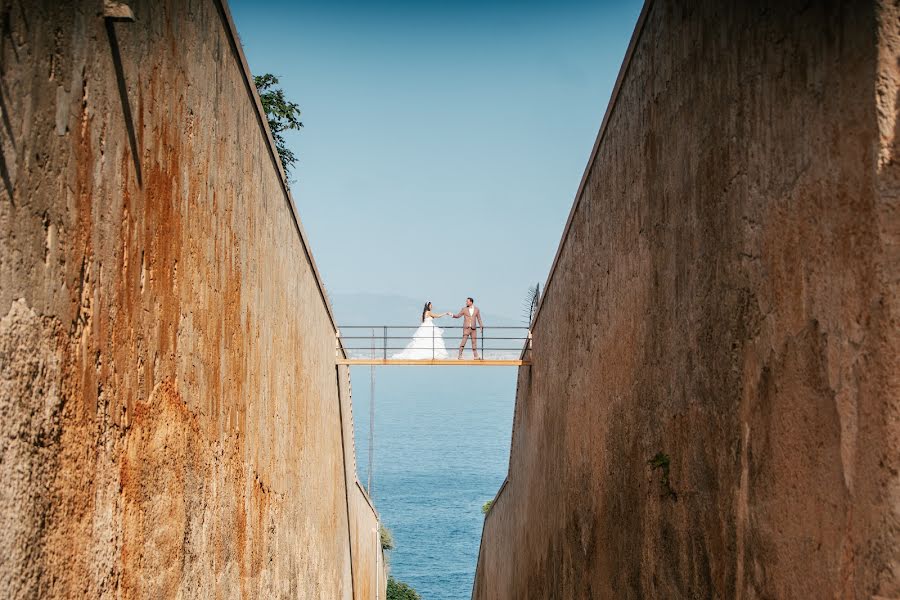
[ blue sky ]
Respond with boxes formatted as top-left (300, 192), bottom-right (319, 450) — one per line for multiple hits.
top-left (230, 0), bottom-right (643, 321)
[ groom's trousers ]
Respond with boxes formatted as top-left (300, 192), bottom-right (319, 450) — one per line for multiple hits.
top-left (459, 327), bottom-right (478, 357)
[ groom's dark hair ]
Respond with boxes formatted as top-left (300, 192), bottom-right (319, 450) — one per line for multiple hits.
top-left (467, 297), bottom-right (474, 303)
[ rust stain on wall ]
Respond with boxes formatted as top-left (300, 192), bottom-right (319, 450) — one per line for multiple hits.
top-left (0, 1), bottom-right (383, 598)
top-left (120, 381), bottom-right (201, 599)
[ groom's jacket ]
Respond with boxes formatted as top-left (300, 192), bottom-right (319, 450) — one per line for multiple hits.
top-left (454, 306), bottom-right (484, 329)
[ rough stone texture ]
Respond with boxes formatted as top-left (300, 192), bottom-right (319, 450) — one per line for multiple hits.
top-left (0, 0), bottom-right (382, 598)
top-left (474, 1), bottom-right (899, 598)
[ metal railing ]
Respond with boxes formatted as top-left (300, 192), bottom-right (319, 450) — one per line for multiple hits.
top-left (337, 325), bottom-right (531, 361)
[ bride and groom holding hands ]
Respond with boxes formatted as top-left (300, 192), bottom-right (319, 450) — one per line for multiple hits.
top-left (393, 297), bottom-right (484, 360)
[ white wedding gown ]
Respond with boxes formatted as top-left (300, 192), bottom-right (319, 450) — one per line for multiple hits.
top-left (393, 317), bottom-right (450, 359)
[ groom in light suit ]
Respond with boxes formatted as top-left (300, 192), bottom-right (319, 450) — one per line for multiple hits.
top-left (453, 297), bottom-right (484, 360)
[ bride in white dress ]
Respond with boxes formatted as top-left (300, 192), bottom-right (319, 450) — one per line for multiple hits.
top-left (393, 302), bottom-right (452, 359)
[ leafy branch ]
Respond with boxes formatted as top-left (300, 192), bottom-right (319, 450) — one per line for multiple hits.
top-left (253, 73), bottom-right (303, 173)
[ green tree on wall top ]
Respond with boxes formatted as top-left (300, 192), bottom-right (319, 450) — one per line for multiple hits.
top-left (253, 73), bottom-right (303, 173)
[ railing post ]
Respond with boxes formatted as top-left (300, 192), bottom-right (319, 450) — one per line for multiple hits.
top-left (383, 326), bottom-right (387, 360)
top-left (481, 326), bottom-right (485, 360)
top-left (432, 322), bottom-right (435, 360)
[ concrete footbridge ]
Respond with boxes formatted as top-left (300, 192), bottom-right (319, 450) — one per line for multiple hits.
top-left (335, 325), bottom-right (532, 366)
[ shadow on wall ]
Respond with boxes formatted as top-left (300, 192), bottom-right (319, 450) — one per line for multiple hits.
top-left (104, 14), bottom-right (142, 187)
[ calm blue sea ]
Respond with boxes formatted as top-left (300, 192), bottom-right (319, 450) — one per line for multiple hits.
top-left (351, 366), bottom-right (516, 600)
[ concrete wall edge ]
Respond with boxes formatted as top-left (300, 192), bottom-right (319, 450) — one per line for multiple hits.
top-left (470, 476), bottom-right (509, 597)
top-left (355, 479), bottom-right (378, 516)
top-left (529, 0), bottom-right (654, 333)
top-left (213, 0), bottom-right (346, 358)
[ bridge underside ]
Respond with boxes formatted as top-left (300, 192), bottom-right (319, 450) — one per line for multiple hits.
top-left (335, 358), bottom-right (528, 366)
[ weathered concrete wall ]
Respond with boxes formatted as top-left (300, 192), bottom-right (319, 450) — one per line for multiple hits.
top-left (474, 1), bottom-right (899, 598)
top-left (348, 482), bottom-right (387, 600)
top-left (0, 0), bottom-right (382, 598)
top-left (338, 365), bottom-right (388, 600)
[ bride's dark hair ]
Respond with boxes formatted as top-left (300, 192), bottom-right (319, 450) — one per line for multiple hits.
top-left (422, 302), bottom-right (431, 323)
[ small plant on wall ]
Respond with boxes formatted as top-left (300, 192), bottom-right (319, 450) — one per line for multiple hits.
top-left (648, 451), bottom-right (678, 501)
top-left (379, 523), bottom-right (395, 550)
top-left (481, 500), bottom-right (493, 515)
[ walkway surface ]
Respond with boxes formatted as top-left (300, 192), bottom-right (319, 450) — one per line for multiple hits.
top-left (336, 358), bottom-right (528, 366)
